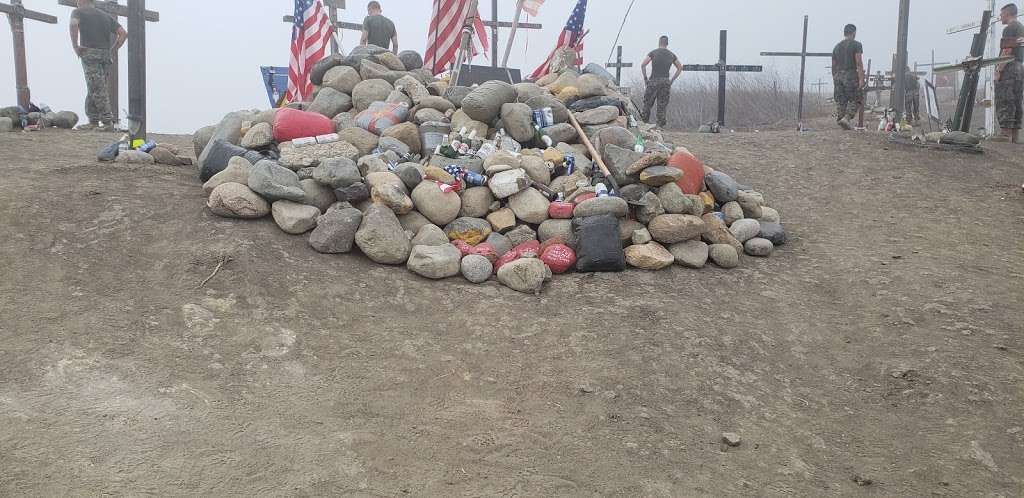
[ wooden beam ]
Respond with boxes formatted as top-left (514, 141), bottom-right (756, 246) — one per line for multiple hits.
top-left (0, 3), bottom-right (57, 23)
top-left (481, 20), bottom-right (541, 29)
top-left (57, 0), bottom-right (158, 22)
top-left (282, 15), bottom-right (363, 32)
top-left (759, 51), bottom-right (832, 57)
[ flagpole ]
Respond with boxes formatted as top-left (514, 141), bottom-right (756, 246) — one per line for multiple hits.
top-left (501, 0), bottom-right (525, 68)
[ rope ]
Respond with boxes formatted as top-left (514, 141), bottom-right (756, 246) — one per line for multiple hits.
top-left (605, 0), bottom-right (638, 64)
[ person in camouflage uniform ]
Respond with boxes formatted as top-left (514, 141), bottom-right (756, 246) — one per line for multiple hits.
top-left (831, 24), bottom-right (865, 130)
top-left (905, 67), bottom-right (921, 122)
top-left (995, 3), bottom-right (1024, 142)
top-left (69, 0), bottom-right (127, 130)
top-left (641, 35), bottom-right (684, 128)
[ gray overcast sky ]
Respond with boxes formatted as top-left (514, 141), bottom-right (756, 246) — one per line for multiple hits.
top-left (0, 0), bottom-right (992, 133)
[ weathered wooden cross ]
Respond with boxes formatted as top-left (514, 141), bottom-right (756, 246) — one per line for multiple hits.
top-left (934, 8), bottom-right (1014, 132)
top-left (682, 30), bottom-right (763, 127)
top-left (945, 0), bottom-right (999, 134)
top-left (605, 45), bottom-right (632, 86)
top-left (484, 0), bottom-right (542, 68)
top-left (283, 0), bottom-right (361, 55)
top-left (2, 0), bottom-right (57, 110)
top-left (915, 51), bottom-right (951, 86)
top-left (59, 0), bottom-right (159, 128)
top-left (760, 15), bottom-right (832, 127)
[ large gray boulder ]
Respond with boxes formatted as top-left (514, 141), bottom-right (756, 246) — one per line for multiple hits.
top-left (207, 182), bottom-right (270, 219)
top-left (309, 207), bottom-right (363, 253)
top-left (501, 103), bottom-right (535, 143)
top-left (308, 87), bottom-right (352, 118)
top-left (461, 80), bottom-right (516, 123)
top-left (398, 50), bottom-right (424, 70)
top-left (407, 244), bottom-right (462, 279)
top-left (313, 157), bottom-right (362, 189)
top-left (248, 160), bottom-right (305, 202)
top-left (351, 79), bottom-right (395, 112)
top-left (323, 65), bottom-right (362, 94)
top-left (355, 204), bottom-right (412, 264)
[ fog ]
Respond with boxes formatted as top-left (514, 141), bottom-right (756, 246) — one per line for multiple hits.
top-left (0, 0), bottom-right (990, 133)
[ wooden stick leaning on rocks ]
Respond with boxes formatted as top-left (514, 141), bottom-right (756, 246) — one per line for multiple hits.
top-left (567, 112), bottom-right (621, 193)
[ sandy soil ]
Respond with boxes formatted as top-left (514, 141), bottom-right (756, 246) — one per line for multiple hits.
top-left (1, 122), bottom-right (1022, 496)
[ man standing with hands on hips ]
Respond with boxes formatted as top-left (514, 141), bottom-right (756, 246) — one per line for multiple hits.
top-left (641, 35), bottom-right (684, 128)
top-left (69, 0), bottom-right (127, 131)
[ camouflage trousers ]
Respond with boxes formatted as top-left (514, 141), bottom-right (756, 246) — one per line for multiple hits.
top-left (81, 48), bottom-right (114, 124)
top-left (905, 91), bottom-right (920, 121)
top-left (833, 70), bottom-right (862, 121)
top-left (996, 62), bottom-right (1024, 130)
top-left (643, 77), bottom-right (671, 127)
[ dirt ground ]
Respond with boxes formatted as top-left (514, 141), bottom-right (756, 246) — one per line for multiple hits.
top-left (1, 121), bottom-right (1022, 497)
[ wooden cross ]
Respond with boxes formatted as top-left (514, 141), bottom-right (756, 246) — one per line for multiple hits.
top-left (682, 30), bottom-right (763, 127)
top-left (810, 78), bottom-right (829, 101)
top-left (283, 0), bottom-right (361, 55)
top-left (481, 0), bottom-right (541, 67)
top-left (934, 9), bottom-right (1013, 132)
top-left (58, 0), bottom-right (159, 130)
top-left (916, 51), bottom-right (951, 86)
top-left (605, 45), bottom-right (632, 86)
top-left (760, 15), bottom-right (833, 127)
top-left (2, 0), bottom-right (57, 110)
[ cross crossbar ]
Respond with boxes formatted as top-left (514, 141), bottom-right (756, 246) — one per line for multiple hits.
top-left (57, 0), bottom-right (158, 22)
top-left (0, 3), bottom-right (56, 23)
top-left (481, 21), bottom-right (541, 29)
top-left (282, 15), bottom-right (363, 32)
top-left (683, 64), bottom-right (763, 72)
top-left (759, 51), bottom-right (832, 58)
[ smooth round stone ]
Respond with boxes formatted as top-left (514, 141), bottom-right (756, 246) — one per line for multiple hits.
top-left (758, 222), bottom-right (787, 246)
top-left (744, 237), bottom-right (774, 257)
top-left (729, 218), bottom-right (761, 243)
top-left (722, 201), bottom-right (744, 226)
top-left (705, 171), bottom-right (739, 203)
top-left (461, 254), bottom-right (493, 283)
top-left (759, 206), bottom-right (781, 224)
top-left (669, 240), bottom-right (709, 269)
top-left (573, 196), bottom-right (628, 218)
top-left (648, 214), bottom-right (706, 244)
top-left (709, 244), bottom-right (739, 268)
top-left (624, 242), bottom-right (674, 270)
top-left (639, 166), bottom-right (684, 187)
top-left (407, 244), bottom-right (462, 279)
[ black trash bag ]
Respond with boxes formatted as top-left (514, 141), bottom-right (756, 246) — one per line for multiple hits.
top-left (569, 96), bottom-right (625, 113)
top-left (97, 141), bottom-right (120, 162)
top-left (198, 139), bottom-right (249, 182)
top-left (574, 215), bottom-right (626, 272)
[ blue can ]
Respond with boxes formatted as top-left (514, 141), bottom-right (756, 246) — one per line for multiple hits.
top-left (532, 109), bottom-right (544, 128)
top-left (564, 153), bottom-right (576, 176)
top-left (139, 140), bottom-right (158, 153)
top-left (463, 170), bottom-right (488, 187)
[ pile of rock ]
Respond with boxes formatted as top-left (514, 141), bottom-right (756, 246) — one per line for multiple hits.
top-left (0, 106), bottom-right (79, 131)
top-left (193, 46), bottom-right (786, 293)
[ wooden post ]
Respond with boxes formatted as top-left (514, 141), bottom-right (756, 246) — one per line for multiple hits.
top-left (1, 0), bottom-right (58, 110)
top-left (108, 0), bottom-right (119, 123)
top-left (127, 0), bottom-right (146, 138)
top-left (490, 0), bottom-right (497, 67)
top-left (893, 0), bottom-right (910, 121)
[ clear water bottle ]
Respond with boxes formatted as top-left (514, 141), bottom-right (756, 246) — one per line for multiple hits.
top-left (595, 183), bottom-right (609, 197)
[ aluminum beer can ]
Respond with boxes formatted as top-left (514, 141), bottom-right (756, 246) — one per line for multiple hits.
top-left (532, 109), bottom-right (545, 128)
top-left (564, 153), bottom-right (576, 176)
top-left (541, 107), bottom-right (555, 128)
top-left (462, 170), bottom-right (488, 187)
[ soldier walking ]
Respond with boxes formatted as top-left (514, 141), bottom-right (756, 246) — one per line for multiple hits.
top-left (905, 66), bottom-right (921, 123)
top-left (361, 1), bottom-right (398, 54)
top-left (994, 3), bottom-right (1024, 143)
top-left (640, 35), bottom-right (684, 128)
top-left (831, 24), bottom-right (865, 130)
top-left (69, 0), bottom-right (127, 131)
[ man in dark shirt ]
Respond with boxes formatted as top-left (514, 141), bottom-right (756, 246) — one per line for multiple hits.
top-left (995, 3), bottom-right (1024, 142)
top-left (905, 67), bottom-right (921, 122)
top-left (640, 35), bottom-right (684, 128)
top-left (361, 1), bottom-right (397, 53)
top-left (69, 0), bottom-right (127, 130)
top-left (831, 24), bottom-right (865, 130)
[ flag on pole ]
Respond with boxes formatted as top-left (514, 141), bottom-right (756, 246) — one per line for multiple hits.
top-left (286, 0), bottom-right (334, 103)
top-left (529, 0), bottom-right (587, 80)
top-left (424, 0), bottom-right (491, 75)
top-left (522, 0), bottom-right (545, 17)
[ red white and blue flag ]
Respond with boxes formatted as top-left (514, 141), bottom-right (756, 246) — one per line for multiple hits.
top-left (530, 0), bottom-right (587, 79)
top-left (424, 0), bottom-right (491, 75)
top-left (287, 0), bottom-right (335, 103)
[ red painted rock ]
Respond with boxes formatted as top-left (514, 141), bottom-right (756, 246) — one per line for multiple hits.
top-left (667, 149), bottom-right (705, 195)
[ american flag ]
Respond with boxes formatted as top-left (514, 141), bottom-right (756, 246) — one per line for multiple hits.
top-left (286, 0), bottom-right (334, 103)
top-left (424, 0), bottom-right (491, 75)
top-left (521, 0), bottom-right (544, 17)
top-left (529, 0), bottom-right (587, 79)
